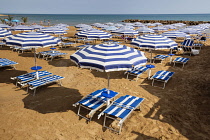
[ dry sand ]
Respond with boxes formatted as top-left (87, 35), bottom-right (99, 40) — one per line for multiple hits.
top-left (0, 27), bottom-right (210, 140)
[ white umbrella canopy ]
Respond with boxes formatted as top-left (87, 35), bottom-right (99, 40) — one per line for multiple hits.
top-left (76, 29), bottom-right (112, 40)
top-left (162, 31), bottom-right (191, 39)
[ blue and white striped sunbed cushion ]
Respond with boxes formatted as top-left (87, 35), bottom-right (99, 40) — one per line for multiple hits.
top-left (27, 75), bottom-right (64, 87)
top-left (0, 58), bottom-right (18, 66)
top-left (47, 52), bottom-right (67, 57)
top-left (77, 88), bottom-right (119, 109)
top-left (102, 95), bottom-right (144, 119)
top-left (127, 66), bottom-right (149, 74)
top-left (151, 70), bottom-right (174, 81)
top-left (154, 55), bottom-right (169, 60)
top-left (173, 57), bottom-right (189, 63)
top-left (39, 50), bottom-right (60, 55)
top-left (17, 71), bottom-right (52, 82)
top-left (181, 39), bottom-right (194, 46)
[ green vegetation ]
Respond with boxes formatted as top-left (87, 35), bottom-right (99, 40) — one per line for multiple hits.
top-left (21, 17), bottom-right (28, 24)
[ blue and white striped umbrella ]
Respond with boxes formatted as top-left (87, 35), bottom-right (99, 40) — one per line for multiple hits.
top-left (104, 26), bottom-right (118, 31)
top-left (179, 28), bottom-right (201, 34)
top-left (4, 32), bottom-right (61, 47)
top-left (30, 25), bottom-right (44, 30)
top-left (4, 32), bottom-right (61, 66)
top-left (152, 26), bottom-right (167, 31)
top-left (75, 24), bottom-right (90, 28)
top-left (111, 27), bottom-right (139, 35)
top-left (131, 34), bottom-right (178, 50)
top-left (76, 29), bottom-right (112, 39)
top-left (162, 31), bottom-right (191, 39)
top-left (38, 27), bottom-right (67, 35)
top-left (0, 28), bottom-right (12, 39)
top-left (70, 43), bottom-right (147, 89)
top-left (10, 25), bottom-right (33, 31)
top-left (0, 24), bottom-right (11, 29)
top-left (136, 27), bottom-right (155, 34)
top-left (131, 34), bottom-right (177, 63)
top-left (70, 44), bottom-right (147, 72)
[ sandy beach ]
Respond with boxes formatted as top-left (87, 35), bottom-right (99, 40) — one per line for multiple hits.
top-left (0, 26), bottom-right (210, 140)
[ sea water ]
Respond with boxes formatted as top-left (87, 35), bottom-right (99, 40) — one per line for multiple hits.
top-left (2, 14), bottom-right (210, 25)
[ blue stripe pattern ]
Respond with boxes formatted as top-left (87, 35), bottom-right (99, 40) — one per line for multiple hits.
top-left (70, 44), bottom-right (147, 72)
top-left (173, 57), bottom-right (189, 63)
top-left (17, 71), bottom-right (52, 82)
top-left (181, 39), bottom-right (194, 46)
top-left (76, 29), bottom-right (112, 39)
top-left (78, 88), bottom-right (119, 109)
top-left (27, 75), bottom-right (64, 88)
top-left (0, 28), bottom-right (12, 38)
top-left (131, 34), bottom-right (178, 49)
top-left (0, 58), bottom-right (18, 67)
top-left (3, 32), bottom-right (61, 47)
top-left (151, 70), bottom-right (174, 81)
top-left (102, 95), bottom-right (144, 119)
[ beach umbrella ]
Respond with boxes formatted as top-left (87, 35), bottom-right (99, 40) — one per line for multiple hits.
top-left (30, 25), bottom-right (44, 30)
top-left (0, 28), bottom-right (12, 39)
top-left (11, 19), bottom-right (20, 22)
top-left (75, 24), bottom-right (90, 28)
top-left (152, 26), bottom-right (167, 32)
top-left (76, 26), bottom-right (93, 31)
top-left (70, 43), bottom-right (147, 89)
top-left (105, 22), bottom-right (114, 26)
top-left (0, 24), bottom-right (11, 29)
top-left (163, 25), bottom-right (177, 29)
top-left (111, 27), bottom-right (139, 35)
top-left (131, 34), bottom-right (178, 62)
top-left (38, 27), bottom-right (67, 35)
top-left (4, 32), bottom-right (61, 66)
top-left (10, 25), bottom-right (33, 31)
top-left (136, 27), bottom-right (155, 34)
top-left (104, 26), bottom-right (118, 31)
top-left (114, 23), bottom-right (124, 27)
top-left (76, 29), bottom-right (112, 40)
top-left (179, 28), bottom-right (201, 34)
top-left (162, 31), bottom-right (191, 39)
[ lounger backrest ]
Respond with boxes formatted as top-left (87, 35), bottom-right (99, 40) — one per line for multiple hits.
top-left (181, 39), bottom-right (194, 46)
top-left (182, 47), bottom-right (192, 52)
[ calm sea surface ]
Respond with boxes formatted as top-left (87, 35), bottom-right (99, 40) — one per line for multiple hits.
top-left (3, 14), bottom-right (210, 25)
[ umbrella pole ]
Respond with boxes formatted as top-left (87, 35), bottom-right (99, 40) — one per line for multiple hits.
top-left (150, 49), bottom-right (152, 64)
top-left (34, 48), bottom-right (37, 67)
top-left (107, 72), bottom-right (110, 90)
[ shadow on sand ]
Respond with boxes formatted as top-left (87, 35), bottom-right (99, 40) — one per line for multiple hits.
top-left (22, 87), bottom-right (82, 114)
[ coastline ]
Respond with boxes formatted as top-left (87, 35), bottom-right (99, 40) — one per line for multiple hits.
top-left (0, 14), bottom-right (7, 16)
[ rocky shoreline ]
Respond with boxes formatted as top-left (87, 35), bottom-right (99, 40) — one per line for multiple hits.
top-left (122, 19), bottom-right (210, 25)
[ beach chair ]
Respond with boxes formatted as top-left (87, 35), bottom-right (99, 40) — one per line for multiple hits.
top-left (124, 66), bottom-right (149, 81)
top-left (182, 46), bottom-right (199, 56)
top-left (153, 55), bottom-right (169, 64)
top-left (45, 52), bottom-right (67, 61)
top-left (12, 46), bottom-right (32, 53)
top-left (98, 95), bottom-right (144, 134)
top-left (27, 75), bottom-right (64, 96)
top-left (38, 50), bottom-right (60, 58)
top-left (73, 88), bottom-right (119, 122)
top-left (173, 57), bottom-right (189, 68)
top-left (11, 70), bottom-right (52, 87)
top-left (0, 58), bottom-right (18, 69)
top-left (151, 70), bottom-right (175, 89)
top-left (180, 39), bottom-right (194, 47)
top-left (60, 42), bottom-right (76, 48)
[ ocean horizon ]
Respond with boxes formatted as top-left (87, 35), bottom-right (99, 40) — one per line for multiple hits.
top-left (1, 14), bottom-right (210, 25)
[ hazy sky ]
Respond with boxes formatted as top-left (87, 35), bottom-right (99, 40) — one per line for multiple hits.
top-left (1, 0), bottom-right (210, 14)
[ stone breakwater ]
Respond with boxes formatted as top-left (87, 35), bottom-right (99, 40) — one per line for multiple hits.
top-left (122, 19), bottom-right (210, 25)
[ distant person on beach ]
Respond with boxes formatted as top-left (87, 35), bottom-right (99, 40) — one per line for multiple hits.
top-left (48, 20), bottom-right (50, 26)
top-left (40, 20), bottom-right (43, 25)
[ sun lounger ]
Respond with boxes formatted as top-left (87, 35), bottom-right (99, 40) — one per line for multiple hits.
top-left (38, 50), bottom-right (60, 58)
top-left (151, 70), bottom-right (175, 89)
top-left (27, 75), bottom-right (64, 95)
top-left (173, 57), bottom-right (189, 68)
top-left (45, 52), bottom-right (67, 61)
top-left (73, 88), bottom-right (119, 122)
top-left (12, 46), bottom-right (32, 53)
top-left (0, 58), bottom-right (18, 69)
top-left (11, 70), bottom-right (52, 87)
top-left (98, 95), bottom-right (144, 134)
top-left (125, 66), bottom-right (149, 81)
top-left (153, 55), bottom-right (169, 64)
top-left (182, 47), bottom-right (199, 56)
